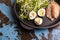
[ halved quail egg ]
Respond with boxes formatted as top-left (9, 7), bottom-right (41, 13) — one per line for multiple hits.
top-left (29, 11), bottom-right (37, 20)
top-left (34, 17), bottom-right (43, 25)
top-left (38, 8), bottom-right (45, 17)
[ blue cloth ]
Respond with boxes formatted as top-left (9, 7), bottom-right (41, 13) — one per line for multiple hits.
top-left (0, 2), bottom-right (19, 40)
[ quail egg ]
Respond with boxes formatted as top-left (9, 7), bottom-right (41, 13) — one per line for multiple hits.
top-left (38, 8), bottom-right (45, 17)
top-left (29, 11), bottom-right (37, 20)
top-left (34, 17), bottom-right (43, 25)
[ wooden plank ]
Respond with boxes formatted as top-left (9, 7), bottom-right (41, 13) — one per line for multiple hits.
top-left (0, 0), bottom-right (11, 6)
top-left (0, 11), bottom-right (9, 27)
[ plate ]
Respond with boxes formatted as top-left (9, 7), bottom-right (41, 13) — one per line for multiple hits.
top-left (14, 0), bottom-right (60, 29)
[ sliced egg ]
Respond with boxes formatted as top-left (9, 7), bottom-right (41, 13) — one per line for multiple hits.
top-left (34, 17), bottom-right (43, 25)
top-left (38, 8), bottom-right (45, 17)
top-left (29, 11), bottom-right (37, 20)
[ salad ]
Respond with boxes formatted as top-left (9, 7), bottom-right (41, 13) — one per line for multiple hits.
top-left (16, 0), bottom-right (49, 20)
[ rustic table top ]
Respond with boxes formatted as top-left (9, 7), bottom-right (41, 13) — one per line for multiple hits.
top-left (0, 0), bottom-right (60, 40)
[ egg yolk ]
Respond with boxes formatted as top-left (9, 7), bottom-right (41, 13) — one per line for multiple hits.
top-left (32, 13), bottom-right (34, 17)
top-left (40, 10), bottom-right (44, 15)
top-left (35, 18), bottom-right (40, 24)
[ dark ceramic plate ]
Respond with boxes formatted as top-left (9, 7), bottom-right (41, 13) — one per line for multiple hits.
top-left (14, 0), bottom-right (60, 29)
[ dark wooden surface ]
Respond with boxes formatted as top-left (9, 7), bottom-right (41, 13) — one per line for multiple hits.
top-left (0, 11), bottom-right (9, 27)
top-left (0, 0), bottom-right (11, 6)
